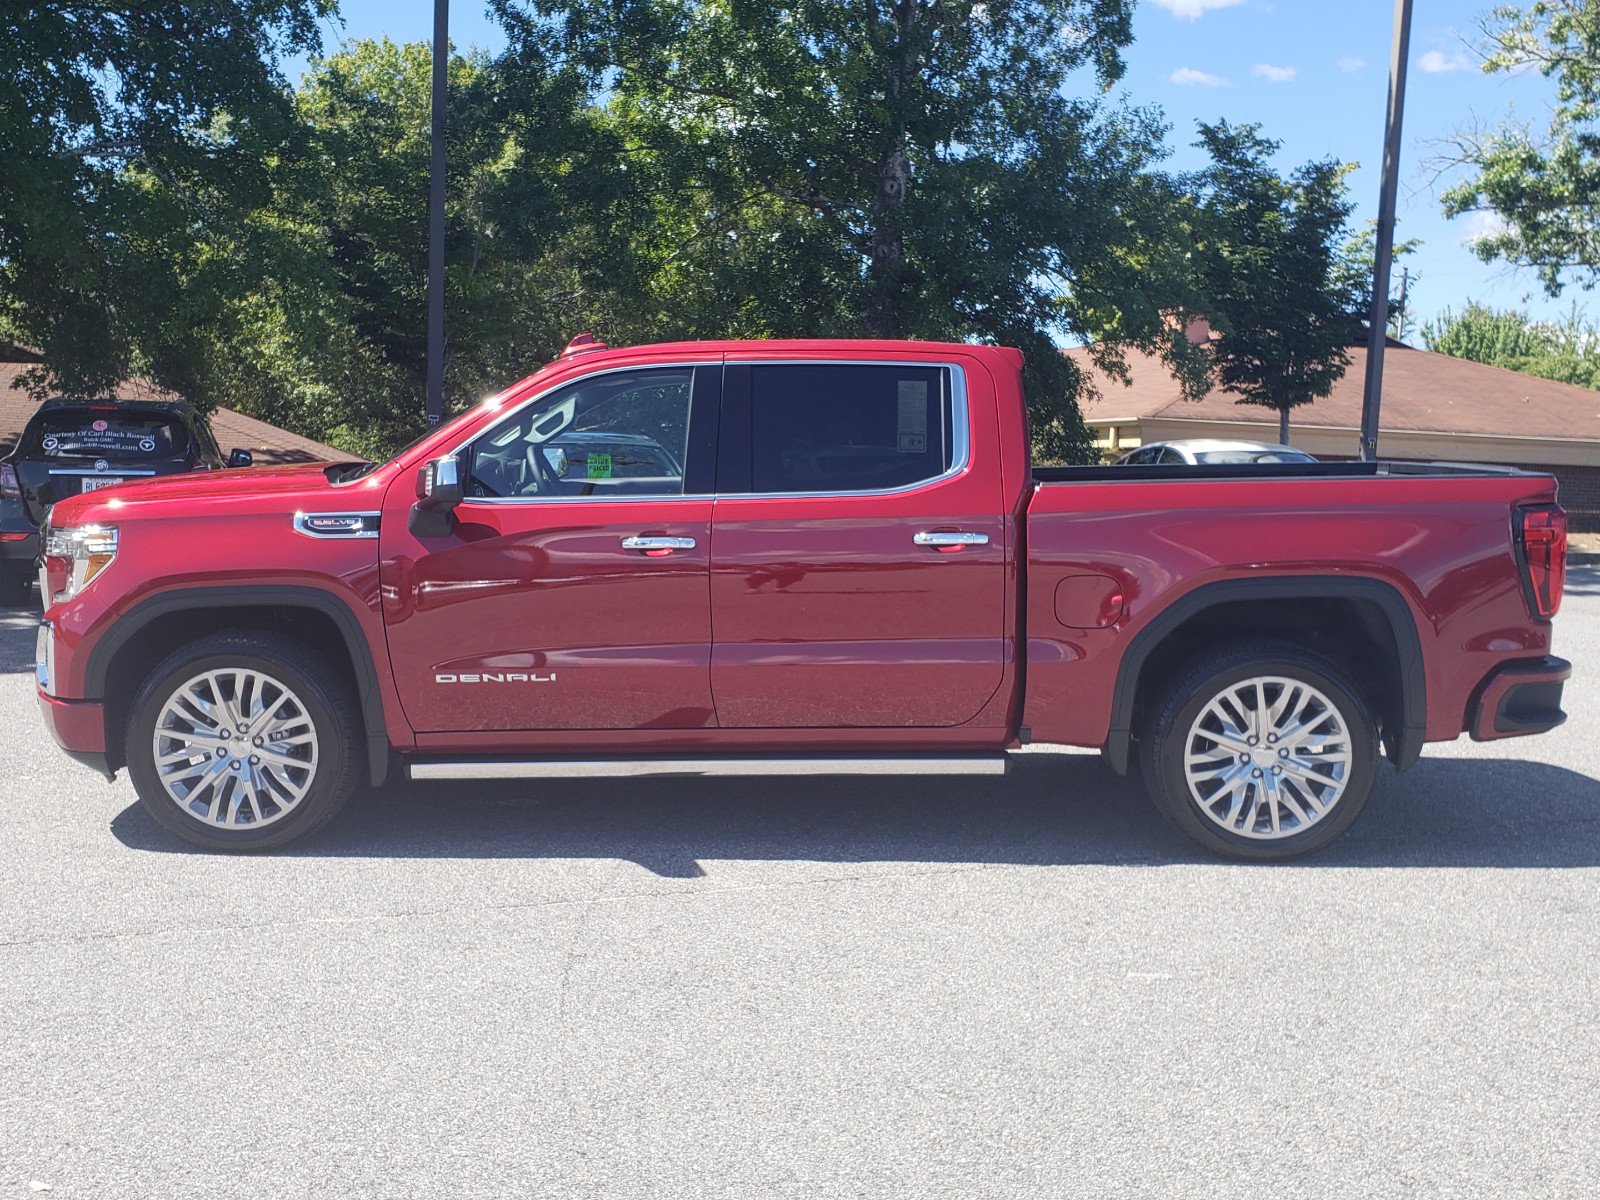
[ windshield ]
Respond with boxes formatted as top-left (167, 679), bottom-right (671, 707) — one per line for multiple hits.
top-left (25, 411), bottom-right (189, 459)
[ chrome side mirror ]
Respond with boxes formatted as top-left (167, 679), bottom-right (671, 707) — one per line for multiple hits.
top-left (410, 455), bottom-right (462, 537)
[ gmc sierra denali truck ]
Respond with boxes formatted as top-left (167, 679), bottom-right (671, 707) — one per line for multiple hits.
top-left (34, 337), bottom-right (1572, 858)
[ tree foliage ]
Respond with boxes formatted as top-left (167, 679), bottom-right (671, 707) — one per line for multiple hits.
top-left (495, 0), bottom-right (1210, 461)
top-left (1441, 0), bottom-right (1600, 294)
top-left (1190, 122), bottom-right (1356, 440)
top-left (1423, 301), bottom-right (1600, 387)
top-left (0, 0), bottom-right (332, 395)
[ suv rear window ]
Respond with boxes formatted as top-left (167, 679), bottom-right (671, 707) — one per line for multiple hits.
top-left (26, 411), bottom-right (189, 459)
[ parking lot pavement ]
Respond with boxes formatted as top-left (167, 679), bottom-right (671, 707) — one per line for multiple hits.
top-left (2, 573), bottom-right (1598, 1199)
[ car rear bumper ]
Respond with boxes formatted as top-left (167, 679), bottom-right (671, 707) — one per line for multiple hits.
top-left (1469, 656), bottom-right (1571, 741)
top-left (37, 689), bottom-right (113, 778)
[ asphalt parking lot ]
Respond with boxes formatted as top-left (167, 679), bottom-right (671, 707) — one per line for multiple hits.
top-left (3, 571), bottom-right (1598, 1199)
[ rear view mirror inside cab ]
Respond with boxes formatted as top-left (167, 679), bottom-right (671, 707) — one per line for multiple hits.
top-left (526, 397), bottom-right (576, 445)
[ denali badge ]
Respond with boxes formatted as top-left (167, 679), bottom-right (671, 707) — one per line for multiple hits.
top-left (435, 672), bottom-right (557, 684)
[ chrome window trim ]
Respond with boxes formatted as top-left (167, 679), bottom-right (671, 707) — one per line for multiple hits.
top-left (292, 511), bottom-right (382, 539)
top-left (449, 357), bottom-right (971, 506)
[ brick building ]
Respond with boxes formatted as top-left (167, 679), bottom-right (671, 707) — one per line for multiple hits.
top-left (0, 349), bottom-right (344, 466)
top-left (1075, 335), bottom-right (1600, 530)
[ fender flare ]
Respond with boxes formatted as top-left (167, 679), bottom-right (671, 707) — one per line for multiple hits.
top-left (1103, 575), bottom-right (1426, 776)
top-left (84, 584), bottom-right (391, 786)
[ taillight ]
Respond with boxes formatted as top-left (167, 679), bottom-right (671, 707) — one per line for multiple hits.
top-left (1516, 504), bottom-right (1567, 619)
top-left (0, 462), bottom-right (17, 498)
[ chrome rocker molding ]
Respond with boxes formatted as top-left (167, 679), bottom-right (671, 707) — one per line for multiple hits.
top-left (407, 755), bottom-right (1010, 781)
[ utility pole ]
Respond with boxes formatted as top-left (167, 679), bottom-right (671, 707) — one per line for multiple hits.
top-left (426, 0), bottom-right (448, 426)
top-left (1358, 0), bottom-right (1413, 462)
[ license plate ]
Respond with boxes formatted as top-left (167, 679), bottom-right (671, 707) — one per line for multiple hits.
top-left (79, 476), bottom-right (125, 492)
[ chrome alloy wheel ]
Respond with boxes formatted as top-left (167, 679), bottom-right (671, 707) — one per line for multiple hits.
top-left (1183, 675), bottom-right (1353, 840)
top-left (151, 668), bottom-right (319, 828)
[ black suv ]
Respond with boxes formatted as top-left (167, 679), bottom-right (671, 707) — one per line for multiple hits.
top-left (0, 399), bottom-right (250, 599)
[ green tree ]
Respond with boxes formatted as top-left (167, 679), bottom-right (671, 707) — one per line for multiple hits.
top-left (143, 38), bottom-right (619, 458)
top-left (495, 0), bottom-right (1210, 462)
top-left (1191, 121), bottom-right (1356, 443)
top-left (0, 0), bottom-right (332, 395)
top-left (1422, 301), bottom-right (1600, 387)
top-left (1329, 221), bottom-right (1422, 341)
top-left (1440, 1), bottom-right (1600, 294)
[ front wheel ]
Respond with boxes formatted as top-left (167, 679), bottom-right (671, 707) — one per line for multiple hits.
top-left (1139, 641), bottom-right (1380, 860)
top-left (125, 632), bottom-right (363, 851)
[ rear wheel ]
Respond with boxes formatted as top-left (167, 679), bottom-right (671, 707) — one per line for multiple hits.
top-left (126, 632), bottom-right (362, 851)
top-left (1139, 641), bottom-right (1379, 859)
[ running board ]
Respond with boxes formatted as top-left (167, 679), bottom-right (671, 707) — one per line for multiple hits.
top-left (406, 755), bottom-right (1010, 781)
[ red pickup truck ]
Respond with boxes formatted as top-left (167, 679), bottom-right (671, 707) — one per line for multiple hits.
top-left (34, 338), bottom-right (1571, 859)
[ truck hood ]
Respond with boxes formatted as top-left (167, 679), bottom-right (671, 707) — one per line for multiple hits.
top-left (47, 462), bottom-right (385, 526)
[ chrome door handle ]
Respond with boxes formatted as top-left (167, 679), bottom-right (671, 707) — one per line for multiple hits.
top-left (914, 531), bottom-right (989, 547)
top-left (621, 535), bottom-right (697, 551)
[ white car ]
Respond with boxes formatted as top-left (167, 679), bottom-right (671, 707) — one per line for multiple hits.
top-left (1114, 439), bottom-right (1318, 466)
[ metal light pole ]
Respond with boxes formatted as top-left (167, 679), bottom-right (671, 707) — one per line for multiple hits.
top-left (426, 0), bottom-right (448, 426)
top-left (1358, 0), bottom-right (1414, 462)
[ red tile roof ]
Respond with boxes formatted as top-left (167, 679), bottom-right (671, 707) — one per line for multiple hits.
top-left (0, 363), bottom-right (348, 466)
top-left (1073, 343), bottom-right (1600, 445)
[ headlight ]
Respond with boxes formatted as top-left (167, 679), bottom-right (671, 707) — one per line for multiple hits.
top-left (41, 524), bottom-right (117, 605)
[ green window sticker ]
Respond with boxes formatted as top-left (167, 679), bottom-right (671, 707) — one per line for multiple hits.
top-left (587, 452), bottom-right (613, 479)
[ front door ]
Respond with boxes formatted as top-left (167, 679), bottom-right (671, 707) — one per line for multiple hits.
top-left (709, 360), bottom-right (1007, 728)
top-left (380, 364), bottom-right (719, 733)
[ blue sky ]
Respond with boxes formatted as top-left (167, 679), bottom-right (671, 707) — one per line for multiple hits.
top-left (292, 0), bottom-right (1571, 335)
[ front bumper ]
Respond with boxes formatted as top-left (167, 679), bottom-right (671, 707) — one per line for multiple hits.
top-left (37, 690), bottom-right (112, 778)
top-left (37, 619), bottom-right (112, 778)
top-left (1469, 656), bottom-right (1571, 741)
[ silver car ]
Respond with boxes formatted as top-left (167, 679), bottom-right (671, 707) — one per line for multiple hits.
top-left (1114, 439), bottom-right (1318, 466)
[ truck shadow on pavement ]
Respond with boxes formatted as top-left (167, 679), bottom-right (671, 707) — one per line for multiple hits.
top-left (109, 752), bottom-right (1600, 872)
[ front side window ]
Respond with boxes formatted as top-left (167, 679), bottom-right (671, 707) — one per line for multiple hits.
top-left (466, 369), bottom-right (693, 499)
top-left (748, 364), bottom-right (952, 494)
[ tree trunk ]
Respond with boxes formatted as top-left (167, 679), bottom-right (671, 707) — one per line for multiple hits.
top-left (866, 145), bottom-right (909, 337)
top-left (1279, 407), bottom-right (1290, 445)
top-left (865, 0), bottom-right (917, 339)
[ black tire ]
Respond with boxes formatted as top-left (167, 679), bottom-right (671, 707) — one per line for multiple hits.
top-left (1139, 639), bottom-right (1379, 860)
top-left (125, 631), bottom-right (363, 851)
top-left (0, 565), bottom-right (32, 607)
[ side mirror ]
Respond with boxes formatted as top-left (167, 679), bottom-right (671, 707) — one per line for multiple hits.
top-left (410, 455), bottom-right (462, 537)
top-left (227, 449), bottom-right (253, 468)
top-left (542, 446), bottom-right (570, 478)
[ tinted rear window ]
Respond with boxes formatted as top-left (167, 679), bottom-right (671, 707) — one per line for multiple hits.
top-left (27, 411), bottom-right (189, 459)
top-left (749, 364), bottom-right (951, 493)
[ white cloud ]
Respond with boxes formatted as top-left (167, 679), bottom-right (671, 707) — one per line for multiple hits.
top-left (1462, 210), bottom-right (1508, 245)
top-left (1252, 63), bottom-right (1296, 83)
top-left (1152, 0), bottom-right (1246, 20)
top-left (1419, 49), bottom-right (1470, 73)
top-left (1337, 56), bottom-right (1366, 73)
top-left (1169, 66), bottom-right (1231, 87)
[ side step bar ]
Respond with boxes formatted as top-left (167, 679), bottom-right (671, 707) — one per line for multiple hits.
top-left (406, 756), bottom-right (1010, 781)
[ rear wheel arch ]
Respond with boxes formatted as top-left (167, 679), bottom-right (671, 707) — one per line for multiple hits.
top-left (1104, 576), bottom-right (1426, 776)
top-left (84, 585), bottom-right (390, 785)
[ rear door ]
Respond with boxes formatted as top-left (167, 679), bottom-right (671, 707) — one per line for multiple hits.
top-left (380, 363), bottom-right (721, 733)
top-left (708, 358), bottom-right (1007, 728)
